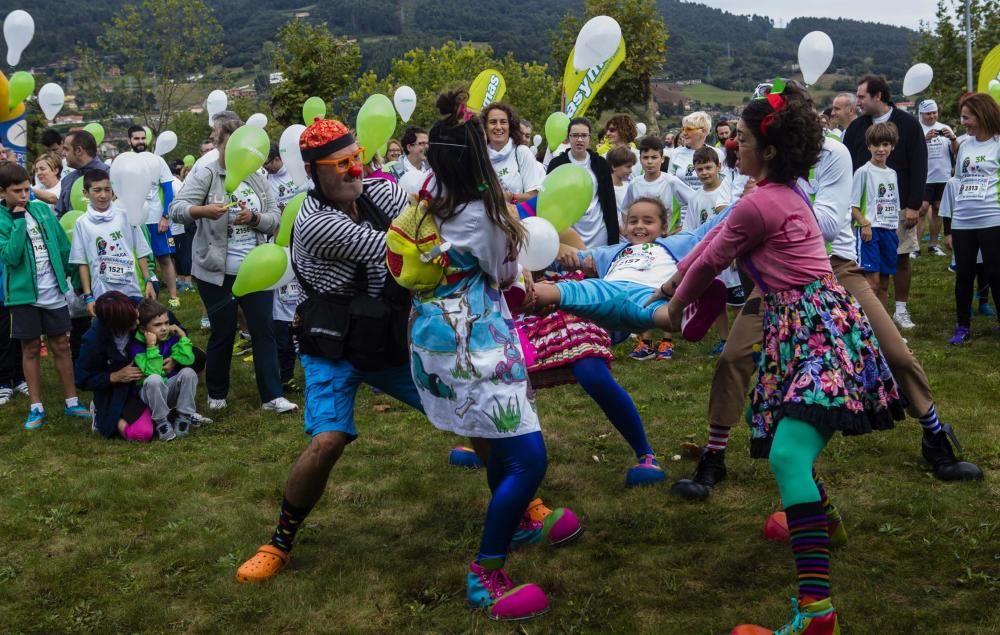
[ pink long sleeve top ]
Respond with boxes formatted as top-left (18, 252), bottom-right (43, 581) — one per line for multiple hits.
top-left (673, 181), bottom-right (832, 306)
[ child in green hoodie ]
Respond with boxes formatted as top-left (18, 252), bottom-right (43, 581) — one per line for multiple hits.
top-left (0, 163), bottom-right (91, 429)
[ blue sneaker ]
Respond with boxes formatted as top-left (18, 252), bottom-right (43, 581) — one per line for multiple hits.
top-left (948, 326), bottom-right (970, 346)
top-left (655, 339), bottom-right (674, 360)
top-left (629, 342), bottom-right (656, 361)
top-left (708, 340), bottom-right (726, 356)
top-left (24, 407), bottom-right (45, 430)
top-left (625, 454), bottom-right (666, 487)
top-left (63, 404), bottom-right (92, 419)
top-left (979, 302), bottom-right (996, 317)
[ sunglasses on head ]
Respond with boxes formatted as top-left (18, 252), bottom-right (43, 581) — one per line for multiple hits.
top-left (314, 147), bottom-right (366, 174)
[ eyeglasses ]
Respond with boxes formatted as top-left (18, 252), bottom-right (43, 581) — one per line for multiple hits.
top-left (569, 133), bottom-right (590, 140)
top-left (681, 127), bottom-right (704, 134)
top-left (314, 147), bottom-right (367, 174)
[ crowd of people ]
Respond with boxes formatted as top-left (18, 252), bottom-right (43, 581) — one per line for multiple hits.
top-left (0, 71), bottom-right (994, 631)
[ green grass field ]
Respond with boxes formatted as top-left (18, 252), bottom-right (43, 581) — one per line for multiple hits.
top-left (1, 254), bottom-right (998, 633)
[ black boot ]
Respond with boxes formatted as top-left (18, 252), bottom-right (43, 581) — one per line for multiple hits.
top-left (672, 448), bottom-right (727, 501)
top-left (922, 425), bottom-right (984, 481)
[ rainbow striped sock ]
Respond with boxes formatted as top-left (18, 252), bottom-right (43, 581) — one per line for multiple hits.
top-left (786, 501), bottom-right (831, 601)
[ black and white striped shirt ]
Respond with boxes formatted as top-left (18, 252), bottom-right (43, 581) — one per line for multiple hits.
top-left (291, 178), bottom-right (408, 299)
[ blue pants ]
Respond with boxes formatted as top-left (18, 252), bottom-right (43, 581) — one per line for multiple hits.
top-left (275, 319), bottom-right (296, 385)
top-left (480, 431), bottom-right (547, 563)
top-left (557, 279), bottom-right (666, 333)
top-left (572, 357), bottom-right (651, 458)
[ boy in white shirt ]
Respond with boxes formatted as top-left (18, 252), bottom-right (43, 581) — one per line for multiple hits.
top-left (70, 170), bottom-right (156, 314)
top-left (606, 145), bottom-right (636, 230)
top-left (852, 122), bottom-right (901, 306)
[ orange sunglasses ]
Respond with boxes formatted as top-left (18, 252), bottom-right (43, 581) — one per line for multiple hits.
top-left (314, 146), bottom-right (366, 173)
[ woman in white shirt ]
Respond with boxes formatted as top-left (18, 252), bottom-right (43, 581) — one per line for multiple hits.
top-left (31, 154), bottom-right (62, 212)
top-left (948, 93), bottom-right (1000, 344)
top-left (483, 102), bottom-right (544, 204)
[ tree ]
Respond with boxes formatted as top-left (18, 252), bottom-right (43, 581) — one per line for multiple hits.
top-left (270, 20), bottom-right (361, 126)
top-left (550, 0), bottom-right (668, 127)
top-left (95, 0), bottom-right (224, 133)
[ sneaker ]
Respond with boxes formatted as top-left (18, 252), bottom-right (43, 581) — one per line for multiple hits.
top-left (672, 448), bottom-right (728, 501)
top-left (207, 398), bottom-right (228, 410)
top-left (176, 280), bottom-right (193, 292)
top-left (979, 302), bottom-right (996, 317)
top-left (893, 309), bottom-right (915, 330)
top-left (200, 316), bottom-right (211, 330)
top-left (708, 339), bottom-right (726, 356)
top-left (731, 597), bottom-right (839, 635)
top-left (63, 404), bottom-right (92, 418)
top-left (948, 261), bottom-right (957, 273)
top-left (511, 498), bottom-right (583, 549)
top-left (910, 250), bottom-right (921, 259)
top-left (762, 511), bottom-right (849, 548)
top-left (262, 397), bottom-right (298, 413)
top-left (448, 446), bottom-right (485, 468)
top-left (0, 386), bottom-right (12, 406)
top-left (629, 342), bottom-right (656, 361)
top-left (14, 381), bottom-right (29, 396)
top-left (167, 297), bottom-right (180, 309)
top-left (922, 425), bottom-right (983, 481)
top-left (233, 338), bottom-right (253, 357)
top-left (282, 379), bottom-right (302, 393)
top-left (655, 339), bottom-right (674, 360)
top-left (156, 421), bottom-right (177, 441)
top-left (625, 454), bottom-right (666, 487)
top-left (175, 417), bottom-right (191, 437)
top-left (928, 244), bottom-right (947, 256)
top-left (189, 412), bottom-right (213, 428)
top-left (948, 325), bottom-right (970, 345)
top-left (243, 354), bottom-right (254, 364)
top-left (24, 407), bottom-right (45, 430)
top-left (467, 561), bottom-right (549, 621)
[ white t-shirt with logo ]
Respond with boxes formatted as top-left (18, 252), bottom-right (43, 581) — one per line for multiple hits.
top-left (953, 135), bottom-right (1000, 230)
top-left (25, 213), bottom-right (65, 308)
top-left (273, 277), bottom-right (301, 322)
top-left (620, 172), bottom-right (694, 233)
top-left (268, 165), bottom-right (300, 211)
top-left (667, 145), bottom-right (726, 192)
top-left (605, 242), bottom-right (677, 288)
top-left (69, 206), bottom-right (153, 298)
top-left (143, 154), bottom-right (175, 225)
top-left (490, 141), bottom-right (544, 195)
top-left (567, 152), bottom-right (608, 249)
top-left (922, 122), bottom-right (955, 184)
top-left (851, 162), bottom-right (900, 230)
top-left (681, 182), bottom-right (732, 233)
top-left (225, 181), bottom-right (262, 275)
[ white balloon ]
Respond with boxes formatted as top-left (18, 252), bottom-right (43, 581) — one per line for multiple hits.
top-left (3, 10), bottom-right (34, 66)
top-left (636, 122), bottom-right (648, 136)
top-left (797, 31), bottom-right (834, 86)
top-left (518, 217), bottom-right (560, 271)
top-left (37, 83), bottom-right (64, 120)
top-left (111, 153), bottom-right (156, 226)
top-left (247, 113), bottom-right (268, 128)
top-left (393, 86), bottom-right (417, 123)
top-left (278, 124), bottom-right (307, 187)
top-left (532, 134), bottom-right (543, 148)
top-left (902, 63), bottom-right (934, 97)
top-left (153, 130), bottom-right (177, 156)
top-left (266, 247), bottom-right (296, 291)
top-left (573, 15), bottom-right (622, 71)
top-left (398, 168), bottom-right (426, 195)
top-left (206, 89), bottom-right (228, 125)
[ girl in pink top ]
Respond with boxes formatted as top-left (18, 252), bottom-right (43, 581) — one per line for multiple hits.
top-left (653, 81), bottom-right (904, 635)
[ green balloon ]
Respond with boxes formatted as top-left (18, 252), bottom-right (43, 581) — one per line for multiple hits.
top-left (224, 125), bottom-right (270, 194)
top-left (183, 154), bottom-right (195, 168)
top-left (7, 71), bottom-right (34, 111)
top-left (143, 126), bottom-right (153, 143)
top-left (233, 243), bottom-right (288, 297)
top-left (356, 94), bottom-right (396, 165)
top-left (536, 164), bottom-right (594, 233)
top-left (70, 178), bottom-right (87, 211)
top-left (990, 80), bottom-right (1000, 103)
top-left (59, 209), bottom-right (84, 242)
top-left (544, 112), bottom-right (570, 152)
top-left (275, 191), bottom-right (307, 247)
top-left (302, 96), bottom-right (326, 125)
top-left (83, 122), bottom-right (105, 145)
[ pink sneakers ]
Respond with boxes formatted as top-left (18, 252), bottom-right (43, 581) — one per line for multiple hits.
top-left (467, 561), bottom-right (549, 621)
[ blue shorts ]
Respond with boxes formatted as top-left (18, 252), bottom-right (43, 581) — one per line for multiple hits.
top-left (146, 224), bottom-right (176, 257)
top-left (857, 226), bottom-right (898, 275)
top-left (556, 278), bottom-right (666, 333)
top-left (300, 353), bottom-right (423, 439)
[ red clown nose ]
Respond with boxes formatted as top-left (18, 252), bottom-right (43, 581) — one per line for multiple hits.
top-left (348, 164), bottom-right (363, 178)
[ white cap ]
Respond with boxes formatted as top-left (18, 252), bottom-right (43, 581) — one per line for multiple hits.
top-left (919, 99), bottom-right (938, 114)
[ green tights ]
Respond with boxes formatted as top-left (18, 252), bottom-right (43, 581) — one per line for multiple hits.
top-left (768, 416), bottom-right (832, 507)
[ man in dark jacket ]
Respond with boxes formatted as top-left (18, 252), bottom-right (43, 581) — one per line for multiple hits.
top-left (547, 118), bottom-right (620, 248)
top-left (843, 74), bottom-right (928, 330)
top-left (54, 130), bottom-right (109, 217)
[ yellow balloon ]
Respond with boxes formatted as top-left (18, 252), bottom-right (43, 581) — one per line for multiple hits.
top-left (468, 69), bottom-right (506, 112)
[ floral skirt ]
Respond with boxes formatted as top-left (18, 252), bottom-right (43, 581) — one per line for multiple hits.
top-left (518, 272), bottom-right (613, 390)
top-left (748, 274), bottom-right (905, 458)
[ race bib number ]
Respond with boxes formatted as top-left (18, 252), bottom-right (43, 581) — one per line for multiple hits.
top-left (100, 258), bottom-right (134, 284)
top-left (613, 245), bottom-right (654, 272)
top-left (28, 227), bottom-right (50, 266)
top-left (958, 174), bottom-right (988, 201)
top-left (927, 140), bottom-right (944, 159)
top-left (278, 279), bottom-right (300, 303)
top-left (874, 197), bottom-right (898, 225)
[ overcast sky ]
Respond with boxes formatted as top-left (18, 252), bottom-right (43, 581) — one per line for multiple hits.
top-left (693, 0), bottom-right (939, 30)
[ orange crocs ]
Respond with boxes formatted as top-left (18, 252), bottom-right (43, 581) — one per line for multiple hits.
top-left (235, 545), bottom-right (289, 583)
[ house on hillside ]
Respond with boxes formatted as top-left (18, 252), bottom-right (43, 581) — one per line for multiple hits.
top-left (227, 84), bottom-right (256, 99)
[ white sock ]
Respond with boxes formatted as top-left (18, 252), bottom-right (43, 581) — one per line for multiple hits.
top-left (896, 301), bottom-right (908, 313)
top-left (31, 402), bottom-right (43, 412)
top-left (65, 396), bottom-right (79, 408)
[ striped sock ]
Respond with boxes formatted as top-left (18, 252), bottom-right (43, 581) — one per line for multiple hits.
top-left (786, 501), bottom-right (831, 602)
top-left (269, 497), bottom-right (313, 553)
top-left (813, 471), bottom-right (841, 525)
top-left (918, 404), bottom-right (943, 436)
top-left (707, 424), bottom-right (730, 453)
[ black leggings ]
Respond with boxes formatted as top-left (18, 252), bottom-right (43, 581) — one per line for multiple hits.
top-left (952, 226), bottom-right (1000, 327)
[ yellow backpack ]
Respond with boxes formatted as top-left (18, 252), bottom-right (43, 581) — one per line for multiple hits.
top-left (386, 198), bottom-right (451, 291)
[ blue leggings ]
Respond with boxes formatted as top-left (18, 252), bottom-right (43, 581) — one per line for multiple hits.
top-left (479, 432), bottom-right (547, 564)
top-left (571, 357), bottom-right (652, 458)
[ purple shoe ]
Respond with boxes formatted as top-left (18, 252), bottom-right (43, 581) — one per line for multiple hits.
top-left (625, 454), bottom-right (667, 487)
top-left (948, 326), bottom-right (970, 345)
top-left (467, 561), bottom-right (549, 621)
top-left (511, 498), bottom-right (583, 549)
